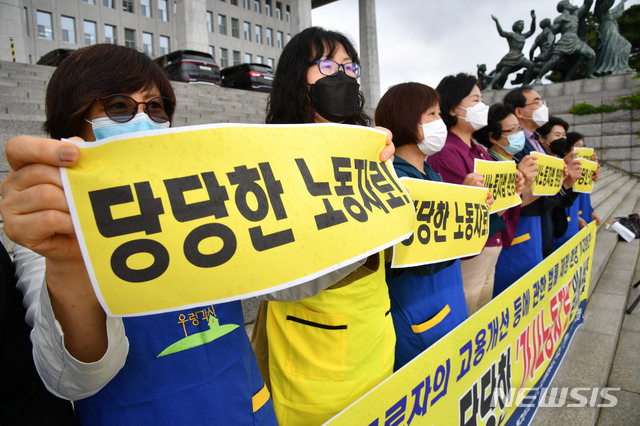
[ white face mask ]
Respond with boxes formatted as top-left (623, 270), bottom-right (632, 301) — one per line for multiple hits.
top-left (530, 104), bottom-right (549, 127)
top-left (417, 119), bottom-right (448, 156)
top-left (457, 102), bottom-right (489, 130)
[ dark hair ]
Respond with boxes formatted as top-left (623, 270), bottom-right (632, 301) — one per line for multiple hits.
top-left (44, 44), bottom-right (176, 140)
top-left (566, 131), bottom-right (584, 146)
top-left (503, 86), bottom-right (534, 109)
top-left (374, 82), bottom-right (440, 147)
top-left (566, 131), bottom-right (584, 154)
top-left (435, 73), bottom-right (478, 129)
top-left (536, 115), bottom-right (569, 138)
top-left (266, 26), bottom-right (370, 125)
top-left (473, 103), bottom-right (515, 149)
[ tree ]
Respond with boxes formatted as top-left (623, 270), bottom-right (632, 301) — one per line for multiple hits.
top-left (617, 4), bottom-right (640, 72)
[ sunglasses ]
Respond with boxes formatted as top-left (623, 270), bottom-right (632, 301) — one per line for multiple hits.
top-left (97, 94), bottom-right (175, 123)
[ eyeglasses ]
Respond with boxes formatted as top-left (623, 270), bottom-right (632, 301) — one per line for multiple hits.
top-left (501, 125), bottom-right (524, 135)
top-left (309, 59), bottom-right (361, 78)
top-left (524, 99), bottom-right (546, 108)
top-left (97, 94), bottom-right (175, 123)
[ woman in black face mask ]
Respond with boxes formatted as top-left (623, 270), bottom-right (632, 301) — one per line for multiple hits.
top-left (536, 116), bottom-right (583, 256)
top-left (266, 26), bottom-right (370, 126)
top-left (254, 27), bottom-right (396, 425)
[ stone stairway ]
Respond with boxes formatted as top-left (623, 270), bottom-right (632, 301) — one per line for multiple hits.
top-left (533, 167), bottom-right (640, 425)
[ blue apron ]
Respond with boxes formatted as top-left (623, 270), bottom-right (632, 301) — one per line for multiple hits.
top-left (552, 201), bottom-right (580, 251)
top-left (578, 192), bottom-right (594, 224)
top-left (386, 260), bottom-right (468, 371)
top-left (74, 301), bottom-right (277, 425)
top-left (494, 215), bottom-right (543, 297)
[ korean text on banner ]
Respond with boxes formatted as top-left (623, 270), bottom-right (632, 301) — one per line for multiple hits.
top-left (530, 151), bottom-right (565, 196)
top-left (574, 147), bottom-right (594, 160)
top-left (573, 158), bottom-right (598, 194)
top-left (61, 123), bottom-right (416, 316)
top-left (327, 222), bottom-right (596, 426)
top-left (473, 159), bottom-right (521, 213)
top-left (391, 178), bottom-right (490, 268)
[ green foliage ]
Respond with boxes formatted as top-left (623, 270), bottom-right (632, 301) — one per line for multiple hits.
top-left (618, 4), bottom-right (640, 72)
top-left (570, 72), bottom-right (640, 115)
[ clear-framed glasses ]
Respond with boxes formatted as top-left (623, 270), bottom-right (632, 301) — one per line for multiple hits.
top-left (524, 99), bottom-right (546, 108)
top-left (501, 125), bottom-right (524, 135)
top-left (97, 94), bottom-right (175, 123)
top-left (309, 59), bottom-right (361, 78)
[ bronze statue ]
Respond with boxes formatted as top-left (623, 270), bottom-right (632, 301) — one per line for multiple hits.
top-left (534, 0), bottom-right (596, 84)
top-left (488, 11), bottom-right (537, 90)
top-left (593, 0), bottom-right (634, 75)
top-left (526, 18), bottom-right (556, 85)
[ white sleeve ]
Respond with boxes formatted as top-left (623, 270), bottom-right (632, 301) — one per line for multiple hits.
top-left (13, 244), bottom-right (129, 401)
top-left (259, 258), bottom-right (365, 302)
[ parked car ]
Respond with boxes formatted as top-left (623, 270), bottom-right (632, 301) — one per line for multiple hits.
top-left (220, 63), bottom-right (274, 92)
top-left (154, 50), bottom-right (221, 85)
top-left (36, 48), bottom-right (75, 66)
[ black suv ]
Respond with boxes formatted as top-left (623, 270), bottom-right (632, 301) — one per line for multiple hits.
top-left (154, 50), bottom-right (221, 85)
top-left (220, 63), bottom-right (274, 92)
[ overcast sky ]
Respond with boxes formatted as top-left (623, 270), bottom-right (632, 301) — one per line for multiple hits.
top-left (312, 0), bottom-right (639, 94)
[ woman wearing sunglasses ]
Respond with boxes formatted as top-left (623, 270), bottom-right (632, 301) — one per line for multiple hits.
top-left (1, 44), bottom-right (278, 425)
top-left (251, 26), bottom-right (395, 425)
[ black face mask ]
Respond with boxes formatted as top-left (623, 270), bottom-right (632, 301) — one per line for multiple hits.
top-left (309, 72), bottom-right (360, 123)
top-left (549, 137), bottom-right (568, 156)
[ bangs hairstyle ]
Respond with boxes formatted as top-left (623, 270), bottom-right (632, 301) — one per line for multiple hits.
top-left (265, 26), bottom-right (371, 125)
top-left (436, 73), bottom-right (479, 129)
top-left (473, 103), bottom-right (515, 149)
top-left (44, 44), bottom-right (176, 140)
top-left (375, 82), bottom-right (440, 148)
top-left (536, 115), bottom-right (569, 138)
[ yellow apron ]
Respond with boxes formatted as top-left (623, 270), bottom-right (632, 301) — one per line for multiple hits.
top-left (266, 252), bottom-right (395, 425)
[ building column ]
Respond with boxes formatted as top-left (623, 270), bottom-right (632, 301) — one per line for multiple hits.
top-left (292, 0), bottom-right (313, 35)
top-left (174, 0), bottom-right (208, 52)
top-left (358, 0), bottom-right (380, 107)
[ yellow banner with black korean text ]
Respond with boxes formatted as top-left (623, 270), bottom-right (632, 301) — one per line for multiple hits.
top-left (531, 151), bottom-right (565, 196)
top-left (473, 159), bottom-right (521, 213)
top-left (390, 178), bottom-right (490, 268)
top-left (573, 158), bottom-right (598, 194)
top-left (574, 147), bottom-right (594, 160)
top-left (61, 124), bottom-right (416, 316)
top-left (328, 222), bottom-right (596, 426)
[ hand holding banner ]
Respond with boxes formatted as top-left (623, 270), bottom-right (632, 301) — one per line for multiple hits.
top-left (391, 178), bottom-right (490, 268)
top-left (473, 159), bottom-right (522, 213)
top-left (573, 158), bottom-right (599, 193)
top-left (530, 151), bottom-right (565, 196)
top-left (61, 123), bottom-right (416, 316)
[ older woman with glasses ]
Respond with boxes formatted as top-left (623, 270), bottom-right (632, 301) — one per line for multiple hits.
top-left (0, 44), bottom-right (278, 425)
top-left (473, 103), bottom-right (541, 297)
top-left (251, 26), bottom-right (395, 425)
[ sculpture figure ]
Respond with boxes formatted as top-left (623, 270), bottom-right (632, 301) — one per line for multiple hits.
top-left (534, 0), bottom-right (596, 84)
top-left (526, 18), bottom-right (556, 85)
top-left (476, 63), bottom-right (495, 90)
top-left (488, 11), bottom-right (537, 90)
top-left (593, 0), bottom-right (634, 75)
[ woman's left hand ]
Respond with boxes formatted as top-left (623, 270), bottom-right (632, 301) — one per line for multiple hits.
top-left (374, 126), bottom-right (395, 162)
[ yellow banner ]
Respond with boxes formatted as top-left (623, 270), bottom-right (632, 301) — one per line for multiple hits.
top-left (61, 124), bottom-right (416, 316)
top-left (328, 222), bottom-right (596, 426)
top-left (573, 158), bottom-right (599, 194)
top-left (573, 147), bottom-right (594, 160)
top-left (391, 179), bottom-right (490, 267)
top-left (530, 151), bottom-right (565, 196)
top-left (473, 159), bottom-right (521, 213)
